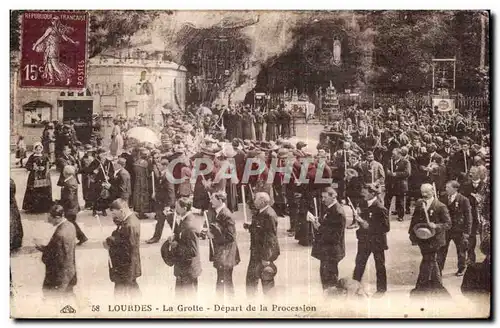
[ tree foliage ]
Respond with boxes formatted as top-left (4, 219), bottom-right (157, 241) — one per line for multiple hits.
top-left (364, 10), bottom-right (488, 95)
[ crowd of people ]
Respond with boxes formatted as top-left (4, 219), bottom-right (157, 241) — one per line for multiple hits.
top-left (10, 100), bottom-right (491, 305)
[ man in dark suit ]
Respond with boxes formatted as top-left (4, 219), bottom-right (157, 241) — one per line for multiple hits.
top-left (448, 139), bottom-right (473, 183)
top-left (104, 198), bottom-right (141, 299)
top-left (384, 148), bottom-right (411, 221)
top-left (409, 184), bottom-right (451, 296)
top-left (147, 156), bottom-right (176, 244)
top-left (460, 166), bottom-right (487, 264)
top-left (437, 181), bottom-right (472, 276)
top-left (311, 187), bottom-right (346, 291)
top-left (108, 157), bottom-right (131, 202)
top-left (352, 183), bottom-right (390, 297)
top-left (34, 205), bottom-right (77, 300)
top-left (59, 165), bottom-right (87, 245)
top-left (208, 191), bottom-right (240, 297)
top-left (56, 145), bottom-right (80, 187)
top-left (169, 197), bottom-right (202, 298)
top-left (244, 192), bottom-right (280, 297)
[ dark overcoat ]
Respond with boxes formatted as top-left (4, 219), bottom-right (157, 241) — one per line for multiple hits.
top-left (107, 213), bottom-right (142, 283)
top-left (173, 213), bottom-right (202, 278)
top-left (248, 206), bottom-right (280, 262)
top-left (408, 199), bottom-right (451, 252)
top-left (42, 221), bottom-right (77, 290)
top-left (209, 206), bottom-right (241, 269)
top-left (356, 199), bottom-right (390, 251)
top-left (311, 202), bottom-right (346, 262)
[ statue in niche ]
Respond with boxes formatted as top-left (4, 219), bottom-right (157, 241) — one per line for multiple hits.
top-left (137, 70), bottom-right (154, 96)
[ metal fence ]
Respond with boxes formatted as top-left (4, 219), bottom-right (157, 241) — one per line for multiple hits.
top-left (338, 93), bottom-right (489, 113)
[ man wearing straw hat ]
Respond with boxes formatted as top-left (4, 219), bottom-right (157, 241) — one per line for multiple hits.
top-left (408, 184), bottom-right (451, 296)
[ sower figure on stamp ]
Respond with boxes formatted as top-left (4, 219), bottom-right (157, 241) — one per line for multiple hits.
top-left (104, 198), bottom-right (142, 300)
top-left (310, 187), bottom-right (346, 291)
top-left (244, 192), bottom-right (280, 298)
top-left (34, 205), bottom-right (77, 302)
top-left (208, 192), bottom-right (240, 298)
top-left (169, 198), bottom-right (202, 298)
top-left (437, 181), bottom-right (472, 276)
top-left (352, 183), bottom-right (390, 297)
top-left (409, 184), bottom-right (451, 298)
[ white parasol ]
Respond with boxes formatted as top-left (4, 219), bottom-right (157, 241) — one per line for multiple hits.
top-left (198, 106), bottom-right (212, 116)
top-left (126, 127), bottom-right (161, 146)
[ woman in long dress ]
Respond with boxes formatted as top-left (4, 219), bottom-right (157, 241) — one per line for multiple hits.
top-left (22, 142), bottom-right (53, 213)
top-left (109, 119), bottom-right (124, 157)
top-left (10, 178), bottom-right (23, 251)
top-left (132, 148), bottom-right (152, 219)
top-left (32, 16), bottom-right (79, 86)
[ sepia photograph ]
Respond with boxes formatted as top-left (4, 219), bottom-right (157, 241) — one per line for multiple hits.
top-left (9, 9), bottom-right (491, 319)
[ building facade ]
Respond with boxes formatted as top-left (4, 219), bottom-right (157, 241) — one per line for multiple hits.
top-left (11, 52), bottom-right (187, 147)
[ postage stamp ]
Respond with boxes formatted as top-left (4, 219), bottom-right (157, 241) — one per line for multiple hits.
top-left (19, 11), bottom-right (88, 90)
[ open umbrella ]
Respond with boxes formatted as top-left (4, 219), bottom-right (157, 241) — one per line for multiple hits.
top-left (126, 127), bottom-right (160, 146)
top-left (198, 106), bottom-right (212, 116)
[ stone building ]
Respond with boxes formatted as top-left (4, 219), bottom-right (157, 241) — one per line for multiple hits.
top-left (10, 51), bottom-right (187, 148)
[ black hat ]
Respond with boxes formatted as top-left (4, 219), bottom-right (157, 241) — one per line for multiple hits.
top-left (259, 262), bottom-right (277, 281)
top-left (296, 141), bottom-right (307, 149)
top-left (160, 239), bottom-right (176, 267)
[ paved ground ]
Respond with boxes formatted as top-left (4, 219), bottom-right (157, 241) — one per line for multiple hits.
top-left (10, 123), bottom-right (489, 318)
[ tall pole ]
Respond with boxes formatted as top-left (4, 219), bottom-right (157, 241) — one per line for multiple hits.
top-left (432, 62), bottom-right (435, 93)
top-left (480, 12), bottom-right (486, 70)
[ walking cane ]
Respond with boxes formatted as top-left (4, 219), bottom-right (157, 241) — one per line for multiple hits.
top-left (96, 213), bottom-right (113, 269)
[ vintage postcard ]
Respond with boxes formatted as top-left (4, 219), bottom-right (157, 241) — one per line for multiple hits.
top-left (9, 10), bottom-right (491, 319)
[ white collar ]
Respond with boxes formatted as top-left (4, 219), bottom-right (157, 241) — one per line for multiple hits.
top-left (180, 211), bottom-right (192, 221)
top-left (449, 193), bottom-right (458, 202)
top-left (327, 200), bottom-right (337, 209)
top-left (64, 176), bottom-right (73, 182)
top-left (425, 197), bottom-right (434, 209)
top-left (54, 218), bottom-right (67, 230)
top-left (259, 205), bottom-right (270, 213)
top-left (472, 179), bottom-right (481, 185)
top-left (122, 211), bottom-right (133, 222)
top-left (114, 168), bottom-right (121, 175)
top-left (367, 197), bottom-right (378, 207)
top-left (215, 204), bottom-right (225, 216)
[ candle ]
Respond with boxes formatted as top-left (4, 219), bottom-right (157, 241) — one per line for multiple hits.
top-left (371, 164), bottom-right (375, 184)
top-left (391, 159), bottom-right (394, 172)
top-left (313, 198), bottom-right (318, 218)
top-left (241, 185), bottom-right (248, 224)
top-left (464, 151), bottom-right (468, 174)
top-left (344, 150), bottom-right (347, 171)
